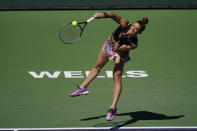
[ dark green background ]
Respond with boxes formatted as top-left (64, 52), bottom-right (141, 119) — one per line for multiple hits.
top-left (0, 10), bottom-right (197, 128)
top-left (1, 0), bottom-right (197, 9)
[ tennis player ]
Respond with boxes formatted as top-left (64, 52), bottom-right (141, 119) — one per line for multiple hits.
top-left (69, 12), bottom-right (148, 121)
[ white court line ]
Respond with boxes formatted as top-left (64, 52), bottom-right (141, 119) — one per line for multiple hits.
top-left (1, 127), bottom-right (197, 130)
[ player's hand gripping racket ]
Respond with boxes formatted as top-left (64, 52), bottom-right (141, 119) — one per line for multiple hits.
top-left (58, 17), bottom-right (95, 44)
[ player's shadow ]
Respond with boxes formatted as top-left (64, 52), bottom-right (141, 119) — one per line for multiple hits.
top-left (80, 111), bottom-right (184, 130)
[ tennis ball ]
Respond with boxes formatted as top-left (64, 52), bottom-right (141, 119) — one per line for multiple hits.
top-left (72, 21), bottom-right (78, 26)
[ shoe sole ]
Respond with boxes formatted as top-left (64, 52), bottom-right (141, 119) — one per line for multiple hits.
top-left (105, 117), bottom-right (115, 121)
top-left (80, 91), bottom-right (89, 95)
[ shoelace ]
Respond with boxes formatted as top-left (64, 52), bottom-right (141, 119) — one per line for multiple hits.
top-left (108, 108), bottom-right (117, 115)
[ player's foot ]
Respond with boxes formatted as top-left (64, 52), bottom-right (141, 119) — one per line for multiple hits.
top-left (69, 86), bottom-right (89, 97)
top-left (105, 108), bottom-right (117, 121)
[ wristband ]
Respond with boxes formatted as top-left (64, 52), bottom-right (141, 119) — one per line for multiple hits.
top-left (103, 12), bottom-right (108, 18)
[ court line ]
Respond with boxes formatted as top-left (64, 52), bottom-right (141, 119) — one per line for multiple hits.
top-left (1, 127), bottom-right (197, 130)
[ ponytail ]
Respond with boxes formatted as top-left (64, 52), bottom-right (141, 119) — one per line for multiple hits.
top-left (137, 17), bottom-right (149, 33)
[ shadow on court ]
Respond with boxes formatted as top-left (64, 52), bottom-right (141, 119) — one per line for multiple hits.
top-left (80, 111), bottom-right (184, 130)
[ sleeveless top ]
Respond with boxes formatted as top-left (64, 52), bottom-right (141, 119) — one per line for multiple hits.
top-left (110, 25), bottom-right (138, 58)
top-left (112, 25), bottom-right (138, 46)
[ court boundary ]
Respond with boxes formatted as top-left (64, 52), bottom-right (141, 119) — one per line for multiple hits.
top-left (1, 127), bottom-right (197, 130)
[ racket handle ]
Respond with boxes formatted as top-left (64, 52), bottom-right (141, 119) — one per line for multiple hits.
top-left (87, 17), bottom-right (95, 23)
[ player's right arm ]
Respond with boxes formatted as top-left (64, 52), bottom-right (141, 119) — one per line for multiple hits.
top-left (93, 12), bottom-right (129, 28)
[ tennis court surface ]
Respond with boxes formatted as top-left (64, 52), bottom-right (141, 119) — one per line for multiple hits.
top-left (0, 10), bottom-right (197, 129)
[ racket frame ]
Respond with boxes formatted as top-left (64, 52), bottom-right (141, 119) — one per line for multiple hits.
top-left (58, 17), bottom-right (95, 44)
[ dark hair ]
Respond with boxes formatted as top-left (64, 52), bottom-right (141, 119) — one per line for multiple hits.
top-left (137, 17), bottom-right (149, 33)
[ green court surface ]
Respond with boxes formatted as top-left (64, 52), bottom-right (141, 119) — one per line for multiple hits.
top-left (0, 10), bottom-right (197, 128)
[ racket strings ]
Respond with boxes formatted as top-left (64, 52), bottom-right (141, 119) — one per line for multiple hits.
top-left (59, 24), bottom-right (81, 44)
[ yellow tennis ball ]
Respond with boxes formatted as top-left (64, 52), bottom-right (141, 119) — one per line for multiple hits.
top-left (72, 21), bottom-right (78, 26)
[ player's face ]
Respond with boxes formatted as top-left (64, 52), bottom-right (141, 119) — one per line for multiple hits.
top-left (129, 22), bottom-right (141, 35)
top-left (121, 22), bottom-right (142, 38)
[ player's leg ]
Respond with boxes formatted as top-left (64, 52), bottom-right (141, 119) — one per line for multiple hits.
top-left (106, 55), bottom-right (124, 120)
top-left (111, 56), bottom-right (125, 109)
top-left (69, 44), bottom-right (109, 97)
top-left (80, 45), bottom-right (109, 88)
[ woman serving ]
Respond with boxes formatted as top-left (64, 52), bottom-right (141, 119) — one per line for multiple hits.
top-left (69, 12), bottom-right (149, 121)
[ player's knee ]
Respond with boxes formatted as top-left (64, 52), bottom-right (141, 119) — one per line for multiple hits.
top-left (93, 64), bottom-right (102, 72)
top-left (113, 73), bottom-right (122, 82)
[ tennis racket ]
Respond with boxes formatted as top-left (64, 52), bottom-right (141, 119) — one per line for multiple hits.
top-left (58, 17), bottom-right (95, 44)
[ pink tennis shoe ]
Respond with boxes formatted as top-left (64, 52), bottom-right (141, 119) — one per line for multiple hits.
top-left (105, 108), bottom-right (117, 121)
top-left (69, 86), bottom-right (89, 97)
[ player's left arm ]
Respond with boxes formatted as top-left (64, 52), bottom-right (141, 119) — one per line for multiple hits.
top-left (113, 41), bottom-right (137, 52)
top-left (93, 12), bottom-right (129, 28)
